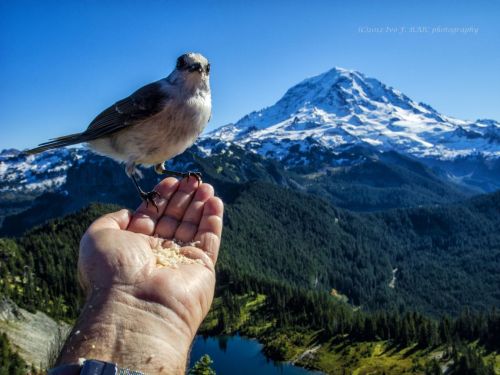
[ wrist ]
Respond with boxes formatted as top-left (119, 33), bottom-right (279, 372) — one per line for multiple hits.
top-left (57, 287), bottom-right (193, 374)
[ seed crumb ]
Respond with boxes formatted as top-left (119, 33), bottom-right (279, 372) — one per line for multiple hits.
top-left (151, 239), bottom-right (203, 268)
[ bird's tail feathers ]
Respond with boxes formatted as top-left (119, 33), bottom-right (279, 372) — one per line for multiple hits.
top-left (25, 133), bottom-right (86, 155)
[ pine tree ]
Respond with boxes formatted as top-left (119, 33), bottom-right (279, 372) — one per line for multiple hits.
top-left (189, 354), bottom-right (216, 375)
top-left (424, 359), bottom-right (442, 375)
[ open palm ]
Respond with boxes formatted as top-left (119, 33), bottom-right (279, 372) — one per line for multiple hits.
top-left (78, 177), bottom-right (223, 336)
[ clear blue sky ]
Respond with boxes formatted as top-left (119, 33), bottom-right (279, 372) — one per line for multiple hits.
top-left (1, 0), bottom-right (499, 150)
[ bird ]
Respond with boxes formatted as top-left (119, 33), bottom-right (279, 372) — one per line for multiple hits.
top-left (26, 52), bottom-right (212, 210)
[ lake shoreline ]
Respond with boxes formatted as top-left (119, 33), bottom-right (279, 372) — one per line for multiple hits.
top-left (198, 292), bottom-right (500, 374)
top-left (191, 334), bottom-right (323, 375)
top-left (198, 293), bottom-right (327, 374)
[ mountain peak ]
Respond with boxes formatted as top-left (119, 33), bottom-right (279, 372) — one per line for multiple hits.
top-left (298, 66), bottom-right (356, 86)
top-left (230, 66), bottom-right (437, 133)
top-left (207, 65), bottom-right (500, 161)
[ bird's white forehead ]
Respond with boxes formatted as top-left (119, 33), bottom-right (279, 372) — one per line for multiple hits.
top-left (183, 52), bottom-right (209, 65)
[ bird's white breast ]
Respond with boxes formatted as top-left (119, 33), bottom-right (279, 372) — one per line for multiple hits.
top-left (101, 90), bottom-right (211, 166)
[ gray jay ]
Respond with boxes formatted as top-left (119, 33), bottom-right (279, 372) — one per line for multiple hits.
top-left (27, 52), bottom-right (212, 210)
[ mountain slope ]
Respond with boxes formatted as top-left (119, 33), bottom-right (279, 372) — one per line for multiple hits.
top-left (205, 67), bottom-right (500, 192)
top-left (298, 149), bottom-right (472, 211)
top-left (0, 299), bottom-right (70, 370)
top-left (0, 148), bottom-right (81, 200)
top-left (0, 144), bottom-right (471, 235)
top-left (220, 183), bottom-right (500, 315)
top-left (209, 67), bottom-right (500, 161)
top-left (2, 183), bottom-right (499, 317)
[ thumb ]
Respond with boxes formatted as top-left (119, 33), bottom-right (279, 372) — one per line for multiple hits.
top-left (87, 209), bottom-right (133, 234)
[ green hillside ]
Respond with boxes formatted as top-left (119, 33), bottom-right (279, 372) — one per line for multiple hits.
top-left (0, 145), bottom-right (472, 236)
top-left (1, 184), bottom-right (499, 320)
top-left (218, 182), bottom-right (500, 314)
top-left (1, 183), bottom-right (499, 373)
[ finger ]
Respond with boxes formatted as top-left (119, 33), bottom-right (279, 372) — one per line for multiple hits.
top-left (127, 177), bottom-right (179, 235)
top-left (179, 246), bottom-right (215, 272)
top-left (173, 183), bottom-right (214, 243)
top-left (194, 197), bottom-right (224, 263)
top-left (155, 177), bottom-right (200, 239)
top-left (87, 209), bottom-right (132, 234)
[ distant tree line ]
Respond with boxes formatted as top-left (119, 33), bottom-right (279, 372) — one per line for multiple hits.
top-left (215, 268), bottom-right (500, 350)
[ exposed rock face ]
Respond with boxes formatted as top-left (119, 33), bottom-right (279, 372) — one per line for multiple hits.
top-left (0, 298), bottom-right (71, 369)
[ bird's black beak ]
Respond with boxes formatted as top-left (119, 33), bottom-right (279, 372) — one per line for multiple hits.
top-left (188, 63), bottom-right (203, 73)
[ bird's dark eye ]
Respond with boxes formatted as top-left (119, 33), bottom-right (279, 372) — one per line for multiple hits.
top-left (176, 56), bottom-right (187, 70)
top-left (206, 63), bottom-right (211, 74)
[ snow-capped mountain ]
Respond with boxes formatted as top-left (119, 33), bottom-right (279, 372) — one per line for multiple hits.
top-left (207, 67), bottom-right (500, 162)
top-left (0, 148), bottom-right (85, 199)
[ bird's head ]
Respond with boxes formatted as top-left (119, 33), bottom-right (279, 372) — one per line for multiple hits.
top-left (172, 52), bottom-right (210, 91)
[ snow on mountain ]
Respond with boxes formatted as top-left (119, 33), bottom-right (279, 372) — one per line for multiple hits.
top-left (207, 67), bottom-right (500, 162)
top-left (0, 148), bottom-right (84, 198)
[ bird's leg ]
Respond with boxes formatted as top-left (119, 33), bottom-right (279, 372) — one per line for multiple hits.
top-left (126, 163), bottom-right (160, 212)
top-left (154, 162), bottom-right (202, 184)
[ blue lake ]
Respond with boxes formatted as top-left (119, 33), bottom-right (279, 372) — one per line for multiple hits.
top-left (190, 335), bottom-right (322, 375)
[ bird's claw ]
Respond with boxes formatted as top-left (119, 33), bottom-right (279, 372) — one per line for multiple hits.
top-left (184, 171), bottom-right (202, 184)
top-left (140, 190), bottom-right (161, 212)
top-left (154, 165), bottom-right (202, 184)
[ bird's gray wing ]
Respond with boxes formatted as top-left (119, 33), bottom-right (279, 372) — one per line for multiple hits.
top-left (26, 81), bottom-right (168, 154)
top-left (84, 80), bottom-right (168, 139)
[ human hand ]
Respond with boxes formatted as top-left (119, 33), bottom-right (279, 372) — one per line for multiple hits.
top-left (57, 177), bottom-right (223, 374)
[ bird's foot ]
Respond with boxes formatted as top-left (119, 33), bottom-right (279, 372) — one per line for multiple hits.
top-left (140, 190), bottom-right (161, 212)
top-left (154, 164), bottom-right (202, 184)
top-left (183, 171), bottom-right (202, 184)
